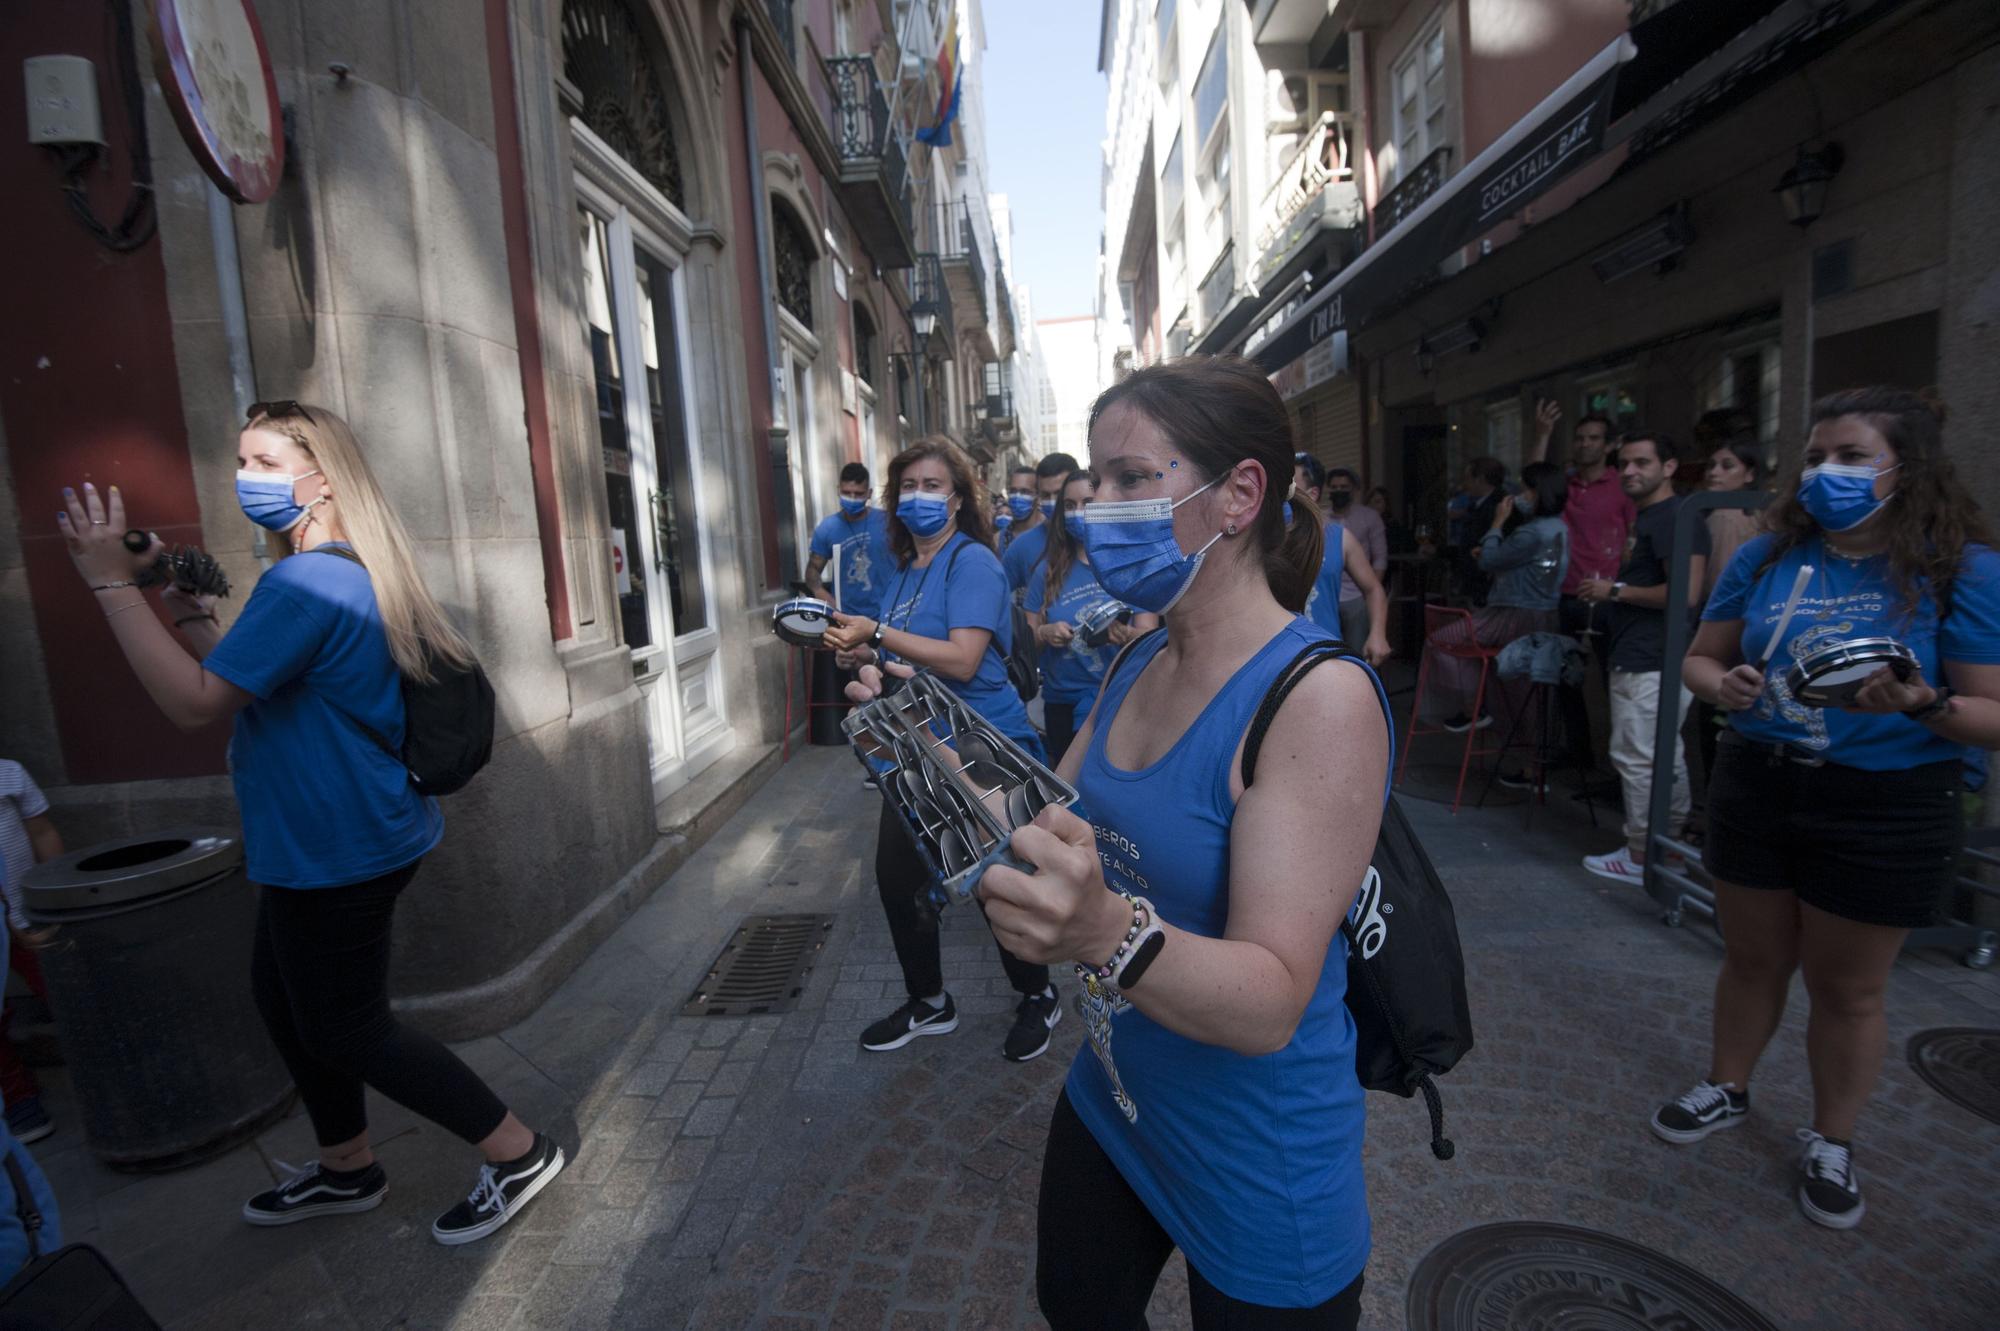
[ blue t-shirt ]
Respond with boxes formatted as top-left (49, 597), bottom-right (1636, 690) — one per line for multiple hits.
top-left (1002, 523), bottom-right (1050, 594)
top-left (808, 508), bottom-right (893, 620)
top-left (1023, 557), bottom-right (1119, 705)
top-left (881, 535), bottom-right (1041, 755)
top-left (1067, 617), bottom-right (1370, 1307)
top-left (1303, 521), bottom-right (1347, 638)
top-left (204, 546), bottom-right (444, 888)
top-left (1704, 534), bottom-right (2000, 770)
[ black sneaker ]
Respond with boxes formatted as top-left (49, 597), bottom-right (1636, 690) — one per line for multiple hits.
top-left (242, 1161), bottom-right (388, 1226)
top-left (1441, 712), bottom-right (1493, 734)
top-left (1003, 987), bottom-right (1062, 1062)
top-left (431, 1133), bottom-right (565, 1246)
top-left (860, 994), bottom-right (958, 1052)
top-left (1795, 1129), bottom-right (1865, 1229)
top-left (1650, 1079), bottom-right (1748, 1144)
top-left (5, 1095), bottom-right (54, 1145)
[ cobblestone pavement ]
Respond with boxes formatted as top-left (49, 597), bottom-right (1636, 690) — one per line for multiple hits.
top-left (28, 732), bottom-right (2000, 1329)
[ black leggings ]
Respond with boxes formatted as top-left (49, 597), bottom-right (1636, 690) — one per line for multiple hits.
top-left (874, 801), bottom-right (1049, 1000)
top-left (1044, 701), bottom-right (1080, 767)
top-left (1037, 1091), bottom-right (1364, 1330)
top-left (250, 860), bottom-right (508, 1147)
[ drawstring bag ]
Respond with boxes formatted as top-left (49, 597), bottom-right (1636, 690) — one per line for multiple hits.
top-left (1242, 640), bottom-right (1474, 1161)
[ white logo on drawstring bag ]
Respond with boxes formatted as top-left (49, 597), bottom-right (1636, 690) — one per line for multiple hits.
top-left (1348, 866), bottom-right (1390, 959)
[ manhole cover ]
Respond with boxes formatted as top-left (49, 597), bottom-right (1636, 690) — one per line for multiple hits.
top-left (1908, 1027), bottom-right (2000, 1125)
top-left (682, 914), bottom-right (833, 1016)
top-left (1406, 1222), bottom-right (1778, 1331)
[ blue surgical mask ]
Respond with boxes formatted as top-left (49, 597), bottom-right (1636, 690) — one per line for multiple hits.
top-left (1007, 493), bottom-right (1035, 520)
top-left (1039, 499), bottom-right (1056, 517)
top-left (1082, 476), bottom-right (1224, 614)
top-left (1063, 513), bottom-right (1087, 542)
top-left (897, 491), bottom-right (952, 537)
top-left (1515, 493), bottom-right (1536, 517)
top-left (1799, 458), bottom-right (1898, 532)
top-left (839, 496), bottom-right (867, 517)
top-left (995, 511), bottom-right (1014, 531)
top-left (235, 468), bottom-right (322, 532)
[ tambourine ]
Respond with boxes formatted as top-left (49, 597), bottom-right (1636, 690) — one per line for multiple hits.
top-left (1785, 636), bottom-right (1919, 708)
top-left (771, 596), bottom-right (836, 648)
top-left (1073, 599), bottom-right (1132, 650)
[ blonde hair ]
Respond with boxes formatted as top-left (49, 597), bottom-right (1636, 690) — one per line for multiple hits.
top-left (245, 404), bottom-right (476, 683)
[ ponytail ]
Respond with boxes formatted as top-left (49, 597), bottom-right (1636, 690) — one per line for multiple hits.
top-left (1269, 488), bottom-right (1324, 613)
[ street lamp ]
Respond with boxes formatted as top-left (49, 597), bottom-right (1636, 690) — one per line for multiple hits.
top-left (1774, 143), bottom-right (1845, 229)
top-left (913, 310), bottom-right (936, 340)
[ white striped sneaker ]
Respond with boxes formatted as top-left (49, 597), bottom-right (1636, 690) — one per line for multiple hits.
top-left (431, 1133), bottom-right (566, 1246)
top-left (242, 1161), bottom-right (388, 1226)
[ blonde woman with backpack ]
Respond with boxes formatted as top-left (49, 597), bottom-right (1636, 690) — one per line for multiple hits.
top-left (57, 402), bottom-right (562, 1245)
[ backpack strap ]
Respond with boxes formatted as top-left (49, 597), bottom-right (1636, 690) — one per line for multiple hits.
top-left (4, 1148), bottom-right (45, 1263)
top-left (300, 546), bottom-right (401, 763)
top-left (1242, 640), bottom-right (1392, 790)
top-left (308, 544), bottom-right (365, 569)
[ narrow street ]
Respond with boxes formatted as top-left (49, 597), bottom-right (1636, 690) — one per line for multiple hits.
top-left (26, 734), bottom-right (1999, 1330)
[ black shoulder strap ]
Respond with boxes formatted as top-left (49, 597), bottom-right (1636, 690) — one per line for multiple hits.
top-left (300, 546), bottom-right (400, 759)
top-left (308, 545), bottom-right (365, 568)
top-left (5, 1149), bottom-right (44, 1262)
top-left (1102, 625), bottom-right (1166, 691)
top-left (1242, 640), bottom-right (1391, 787)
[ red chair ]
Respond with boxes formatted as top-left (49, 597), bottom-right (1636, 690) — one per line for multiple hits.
top-left (1396, 603), bottom-right (1505, 814)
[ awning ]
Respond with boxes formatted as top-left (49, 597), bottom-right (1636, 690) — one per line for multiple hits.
top-left (1252, 32), bottom-right (1635, 373)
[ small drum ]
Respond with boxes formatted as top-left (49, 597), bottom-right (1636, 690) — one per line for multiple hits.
top-left (772, 596), bottom-right (836, 648)
top-left (1073, 599), bottom-right (1131, 650)
top-left (1785, 636), bottom-right (1919, 707)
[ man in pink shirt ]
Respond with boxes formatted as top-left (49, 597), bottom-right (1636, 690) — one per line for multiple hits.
top-left (1523, 401), bottom-right (1635, 777)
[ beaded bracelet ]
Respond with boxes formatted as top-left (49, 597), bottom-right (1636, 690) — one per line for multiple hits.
top-left (91, 581), bottom-right (138, 592)
top-left (1086, 893), bottom-right (1151, 981)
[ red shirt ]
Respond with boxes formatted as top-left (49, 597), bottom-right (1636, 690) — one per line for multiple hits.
top-left (1561, 467), bottom-right (1636, 595)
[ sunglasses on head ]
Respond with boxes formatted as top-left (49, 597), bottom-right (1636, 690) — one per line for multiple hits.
top-left (247, 400), bottom-right (315, 425)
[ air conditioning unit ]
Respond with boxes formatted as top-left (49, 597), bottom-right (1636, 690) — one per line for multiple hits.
top-left (1267, 72), bottom-right (1348, 133)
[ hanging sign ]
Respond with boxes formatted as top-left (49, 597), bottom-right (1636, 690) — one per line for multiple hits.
top-left (610, 527), bottom-right (632, 596)
top-left (147, 0), bottom-right (285, 203)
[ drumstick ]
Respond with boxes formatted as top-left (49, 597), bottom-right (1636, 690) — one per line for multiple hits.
top-left (831, 539), bottom-right (843, 613)
top-left (1759, 565), bottom-right (1814, 667)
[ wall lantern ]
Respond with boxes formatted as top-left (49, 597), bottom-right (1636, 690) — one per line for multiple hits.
top-left (1774, 143), bottom-right (1845, 229)
top-left (913, 310), bottom-right (937, 339)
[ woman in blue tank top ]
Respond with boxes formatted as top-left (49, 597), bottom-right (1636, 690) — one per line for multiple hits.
top-left (824, 439), bottom-right (1063, 1066)
top-left (983, 358), bottom-right (1391, 1326)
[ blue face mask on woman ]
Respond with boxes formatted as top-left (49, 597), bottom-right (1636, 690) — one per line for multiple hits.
top-left (897, 491), bottom-right (953, 537)
top-left (235, 468), bottom-right (323, 532)
top-left (1039, 499), bottom-right (1057, 517)
top-left (839, 495), bottom-right (867, 517)
top-left (1799, 458), bottom-right (1898, 532)
top-left (1007, 493), bottom-right (1035, 520)
top-left (1063, 512), bottom-right (1088, 543)
top-left (1082, 475), bottom-right (1223, 613)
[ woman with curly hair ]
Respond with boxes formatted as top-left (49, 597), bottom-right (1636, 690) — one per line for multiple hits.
top-left (1656, 387), bottom-right (2000, 1230)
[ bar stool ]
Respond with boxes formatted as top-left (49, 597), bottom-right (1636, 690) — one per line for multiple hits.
top-left (1396, 603), bottom-right (1505, 814)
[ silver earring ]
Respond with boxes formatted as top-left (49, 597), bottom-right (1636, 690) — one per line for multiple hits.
top-left (1227, 523), bottom-right (1238, 536)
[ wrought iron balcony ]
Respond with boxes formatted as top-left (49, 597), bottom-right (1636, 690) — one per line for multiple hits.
top-left (994, 260), bottom-right (1017, 360)
top-left (826, 56), bottom-right (913, 269)
top-left (1372, 144), bottom-right (1451, 239)
top-left (936, 199), bottom-right (990, 327)
top-left (1252, 111), bottom-right (1362, 283)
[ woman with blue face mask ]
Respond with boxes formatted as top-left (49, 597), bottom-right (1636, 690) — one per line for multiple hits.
top-left (1664, 387), bottom-right (2000, 1233)
top-left (55, 404), bottom-right (562, 1247)
top-left (1023, 468), bottom-right (1161, 765)
top-left (821, 439), bottom-right (1064, 1065)
top-left (864, 357), bottom-right (1389, 1328)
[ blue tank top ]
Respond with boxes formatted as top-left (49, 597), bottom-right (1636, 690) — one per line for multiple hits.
top-left (1065, 616), bottom-right (1370, 1306)
top-left (1304, 521), bottom-right (1346, 638)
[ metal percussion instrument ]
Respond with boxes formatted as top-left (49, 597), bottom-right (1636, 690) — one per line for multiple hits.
top-left (1073, 599), bottom-right (1132, 650)
top-left (844, 672), bottom-right (1080, 905)
top-left (1785, 636), bottom-right (1919, 707)
top-left (771, 596), bottom-right (836, 648)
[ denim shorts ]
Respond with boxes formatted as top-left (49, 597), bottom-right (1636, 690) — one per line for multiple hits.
top-left (1703, 731), bottom-right (1962, 929)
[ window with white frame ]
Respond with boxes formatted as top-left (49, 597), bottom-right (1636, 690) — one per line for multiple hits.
top-left (1160, 129), bottom-right (1185, 230)
top-left (1192, 28), bottom-right (1228, 150)
top-left (1199, 122), bottom-right (1230, 253)
top-left (1388, 17), bottom-right (1447, 188)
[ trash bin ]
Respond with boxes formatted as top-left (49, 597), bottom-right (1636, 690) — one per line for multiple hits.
top-left (24, 829), bottom-right (293, 1173)
top-left (809, 649), bottom-right (851, 746)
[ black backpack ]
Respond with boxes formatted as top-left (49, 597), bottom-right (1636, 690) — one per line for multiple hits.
top-left (1105, 631), bottom-right (1473, 1160)
top-left (311, 547), bottom-right (495, 796)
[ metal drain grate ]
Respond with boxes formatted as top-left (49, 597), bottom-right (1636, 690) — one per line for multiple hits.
top-left (1908, 1027), bottom-right (2000, 1125)
top-left (1407, 1222), bottom-right (1779, 1331)
top-left (682, 914), bottom-right (833, 1016)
